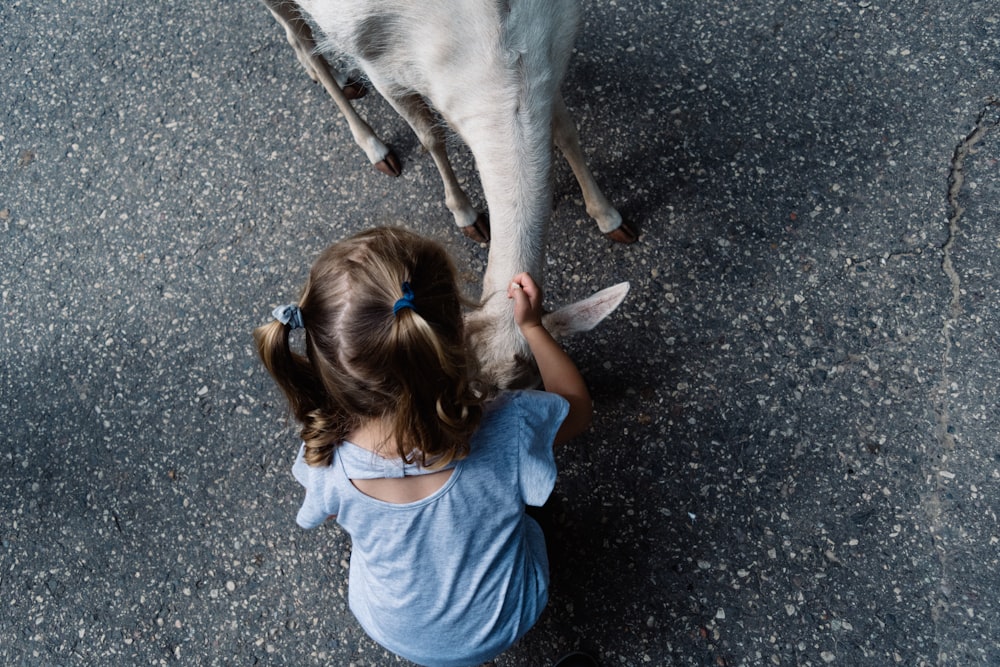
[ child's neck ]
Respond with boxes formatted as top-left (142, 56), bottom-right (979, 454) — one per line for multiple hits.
top-left (347, 418), bottom-right (396, 458)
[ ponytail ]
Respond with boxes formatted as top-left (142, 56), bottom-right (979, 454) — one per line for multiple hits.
top-left (385, 307), bottom-right (482, 467)
top-left (253, 318), bottom-right (347, 466)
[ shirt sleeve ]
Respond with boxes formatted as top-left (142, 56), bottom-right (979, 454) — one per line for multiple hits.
top-left (291, 443), bottom-right (340, 529)
top-left (515, 390), bottom-right (569, 507)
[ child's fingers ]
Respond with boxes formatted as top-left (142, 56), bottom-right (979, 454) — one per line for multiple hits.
top-left (508, 283), bottom-right (525, 306)
top-left (508, 273), bottom-right (543, 327)
top-left (510, 289), bottom-right (532, 326)
top-left (508, 280), bottom-right (528, 311)
top-left (508, 274), bottom-right (530, 298)
top-left (511, 273), bottom-right (540, 301)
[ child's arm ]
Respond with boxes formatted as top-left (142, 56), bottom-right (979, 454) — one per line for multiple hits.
top-left (508, 273), bottom-right (593, 446)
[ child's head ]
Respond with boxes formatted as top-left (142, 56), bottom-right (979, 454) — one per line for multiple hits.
top-left (254, 227), bottom-right (484, 468)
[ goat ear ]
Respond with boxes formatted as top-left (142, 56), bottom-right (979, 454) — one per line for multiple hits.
top-left (542, 282), bottom-right (630, 339)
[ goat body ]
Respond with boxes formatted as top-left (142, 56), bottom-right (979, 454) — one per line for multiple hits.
top-left (261, 0), bottom-right (631, 387)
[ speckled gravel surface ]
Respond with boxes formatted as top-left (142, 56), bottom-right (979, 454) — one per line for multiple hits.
top-left (2, 1), bottom-right (998, 665)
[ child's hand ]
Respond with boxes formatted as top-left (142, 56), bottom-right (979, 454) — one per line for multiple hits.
top-left (507, 272), bottom-right (544, 331)
top-left (508, 272), bottom-right (592, 445)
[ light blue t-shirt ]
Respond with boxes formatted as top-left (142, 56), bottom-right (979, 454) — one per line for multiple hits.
top-left (291, 390), bottom-right (569, 667)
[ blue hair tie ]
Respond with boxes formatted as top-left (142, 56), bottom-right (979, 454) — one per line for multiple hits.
top-left (393, 282), bottom-right (416, 316)
top-left (272, 304), bottom-right (304, 330)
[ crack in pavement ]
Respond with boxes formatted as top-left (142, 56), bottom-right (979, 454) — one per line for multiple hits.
top-left (927, 99), bottom-right (999, 664)
top-left (937, 101), bottom-right (999, 447)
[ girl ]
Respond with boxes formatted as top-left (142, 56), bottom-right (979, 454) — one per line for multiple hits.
top-left (254, 227), bottom-right (595, 667)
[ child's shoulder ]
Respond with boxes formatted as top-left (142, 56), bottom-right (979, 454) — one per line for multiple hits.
top-left (481, 389), bottom-right (570, 429)
top-left (485, 388), bottom-right (550, 411)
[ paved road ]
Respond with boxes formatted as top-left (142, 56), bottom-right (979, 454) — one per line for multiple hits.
top-left (2, 0), bottom-right (998, 665)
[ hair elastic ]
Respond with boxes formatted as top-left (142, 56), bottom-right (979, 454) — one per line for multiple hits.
top-left (272, 304), bottom-right (304, 330)
top-left (393, 282), bottom-right (417, 316)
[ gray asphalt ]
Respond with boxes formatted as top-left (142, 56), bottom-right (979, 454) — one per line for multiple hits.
top-left (2, 1), bottom-right (999, 665)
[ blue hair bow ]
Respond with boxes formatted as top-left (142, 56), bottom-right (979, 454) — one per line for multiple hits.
top-left (393, 282), bottom-right (416, 316)
top-left (272, 304), bottom-right (304, 330)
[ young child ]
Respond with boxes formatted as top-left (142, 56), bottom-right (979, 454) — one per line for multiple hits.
top-left (254, 227), bottom-right (594, 667)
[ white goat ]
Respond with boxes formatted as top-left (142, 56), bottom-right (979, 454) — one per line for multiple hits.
top-left (260, 0), bottom-right (633, 387)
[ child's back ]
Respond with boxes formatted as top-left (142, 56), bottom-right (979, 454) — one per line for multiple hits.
top-left (295, 391), bottom-right (567, 666)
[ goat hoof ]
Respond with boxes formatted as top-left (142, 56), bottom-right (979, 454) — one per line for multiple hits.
top-left (375, 151), bottom-right (402, 177)
top-left (342, 77), bottom-right (368, 100)
top-left (461, 214), bottom-right (490, 243)
top-left (605, 220), bottom-right (638, 244)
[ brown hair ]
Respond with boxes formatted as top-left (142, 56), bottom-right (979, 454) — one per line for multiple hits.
top-left (253, 227), bottom-right (485, 468)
